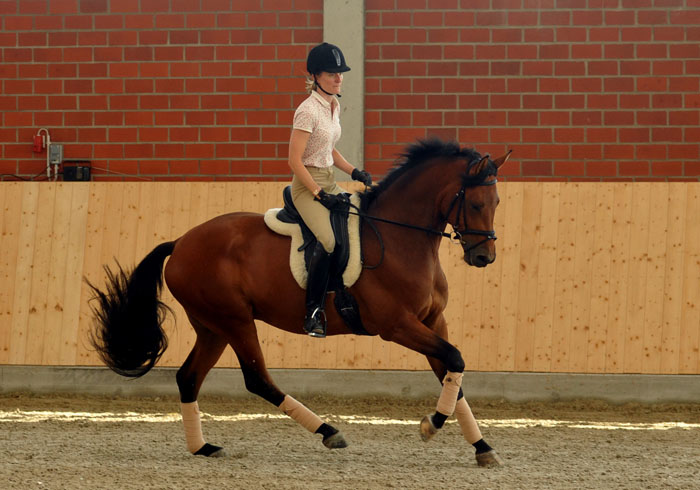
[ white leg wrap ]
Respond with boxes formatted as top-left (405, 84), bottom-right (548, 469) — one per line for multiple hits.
top-left (181, 401), bottom-right (206, 454)
top-left (435, 371), bottom-right (463, 416)
top-left (455, 397), bottom-right (483, 444)
top-left (280, 395), bottom-right (323, 433)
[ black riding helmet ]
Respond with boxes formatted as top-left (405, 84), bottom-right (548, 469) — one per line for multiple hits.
top-left (306, 42), bottom-right (351, 75)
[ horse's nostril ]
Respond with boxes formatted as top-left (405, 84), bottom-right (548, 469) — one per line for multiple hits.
top-left (475, 254), bottom-right (493, 267)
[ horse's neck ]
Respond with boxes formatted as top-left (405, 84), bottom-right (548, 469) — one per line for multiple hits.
top-left (372, 166), bottom-right (453, 233)
top-left (368, 165), bottom-right (455, 263)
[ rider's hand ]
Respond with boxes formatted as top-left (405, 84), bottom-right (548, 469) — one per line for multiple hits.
top-left (315, 189), bottom-right (342, 210)
top-left (351, 168), bottom-right (372, 186)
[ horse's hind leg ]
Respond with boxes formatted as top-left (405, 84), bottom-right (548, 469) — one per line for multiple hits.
top-left (176, 316), bottom-right (228, 457)
top-left (229, 322), bottom-right (348, 449)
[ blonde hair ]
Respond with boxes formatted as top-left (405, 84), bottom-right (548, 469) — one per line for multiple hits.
top-left (305, 75), bottom-right (317, 94)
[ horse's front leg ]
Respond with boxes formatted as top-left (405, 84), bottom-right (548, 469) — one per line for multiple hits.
top-left (392, 312), bottom-right (502, 467)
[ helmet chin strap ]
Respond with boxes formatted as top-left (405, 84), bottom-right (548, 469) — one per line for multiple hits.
top-left (314, 76), bottom-right (341, 98)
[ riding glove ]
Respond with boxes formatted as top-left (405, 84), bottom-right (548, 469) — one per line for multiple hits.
top-left (351, 168), bottom-right (373, 186)
top-left (315, 189), bottom-right (343, 210)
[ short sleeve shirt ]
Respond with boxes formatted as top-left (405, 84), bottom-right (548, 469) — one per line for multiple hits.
top-left (292, 91), bottom-right (341, 168)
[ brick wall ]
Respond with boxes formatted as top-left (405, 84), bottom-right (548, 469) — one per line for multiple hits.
top-left (365, 0), bottom-right (700, 181)
top-left (1, 1), bottom-right (699, 182)
top-left (0, 0), bottom-right (322, 181)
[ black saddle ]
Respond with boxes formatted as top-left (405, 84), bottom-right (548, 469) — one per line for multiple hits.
top-left (276, 186), bottom-right (369, 336)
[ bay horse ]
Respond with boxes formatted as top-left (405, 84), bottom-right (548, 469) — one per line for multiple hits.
top-left (89, 139), bottom-right (510, 467)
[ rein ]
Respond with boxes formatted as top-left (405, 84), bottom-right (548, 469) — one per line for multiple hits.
top-left (347, 178), bottom-right (498, 269)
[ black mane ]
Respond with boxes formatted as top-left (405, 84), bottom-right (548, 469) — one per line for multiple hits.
top-left (359, 139), bottom-right (496, 212)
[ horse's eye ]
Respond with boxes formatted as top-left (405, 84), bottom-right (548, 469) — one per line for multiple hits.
top-left (471, 204), bottom-right (482, 212)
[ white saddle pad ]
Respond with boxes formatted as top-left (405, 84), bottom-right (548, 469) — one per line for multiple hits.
top-left (263, 193), bottom-right (363, 290)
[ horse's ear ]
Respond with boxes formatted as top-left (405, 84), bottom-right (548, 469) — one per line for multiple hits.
top-left (492, 149), bottom-right (513, 169)
top-left (468, 155), bottom-right (491, 177)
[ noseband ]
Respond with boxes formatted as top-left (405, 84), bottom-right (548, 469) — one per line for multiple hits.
top-left (444, 178), bottom-right (498, 254)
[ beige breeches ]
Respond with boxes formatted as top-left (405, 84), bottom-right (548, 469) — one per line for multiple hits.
top-left (291, 166), bottom-right (345, 253)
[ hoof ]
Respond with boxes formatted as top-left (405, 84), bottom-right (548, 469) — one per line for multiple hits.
top-left (194, 443), bottom-right (227, 458)
top-left (420, 415), bottom-right (438, 442)
top-left (476, 449), bottom-right (503, 467)
top-left (322, 432), bottom-right (348, 449)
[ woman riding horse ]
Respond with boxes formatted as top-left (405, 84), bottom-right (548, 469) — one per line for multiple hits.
top-left (288, 42), bottom-right (372, 338)
top-left (89, 136), bottom-right (510, 466)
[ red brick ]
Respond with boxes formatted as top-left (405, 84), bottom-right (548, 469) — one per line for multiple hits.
top-left (684, 162), bottom-right (700, 176)
top-left (475, 78), bottom-right (505, 93)
top-left (620, 60), bottom-right (650, 75)
top-left (619, 161), bottom-right (650, 176)
top-left (125, 144), bottom-right (153, 158)
top-left (638, 43), bottom-right (668, 58)
top-left (35, 79), bottom-right (64, 94)
top-left (110, 128), bottom-right (138, 142)
top-left (541, 11), bottom-right (570, 25)
top-left (637, 111), bottom-right (667, 125)
top-left (522, 94), bottom-right (552, 109)
top-left (586, 161), bottom-right (618, 177)
top-left (521, 128), bottom-right (551, 143)
top-left (522, 161), bottom-right (553, 176)
top-left (0, 96), bottom-right (17, 111)
top-left (4, 80), bottom-right (31, 94)
top-left (555, 160), bottom-right (585, 176)
top-left (652, 94), bottom-right (682, 108)
top-left (651, 128), bottom-right (682, 141)
top-left (476, 111), bottom-right (506, 126)
top-left (634, 144), bottom-right (666, 159)
top-left (586, 128), bottom-right (617, 146)
top-left (456, 27), bottom-right (488, 45)
top-left (18, 96), bottom-right (45, 110)
top-left (686, 128), bottom-right (700, 142)
top-left (95, 112), bottom-right (124, 126)
top-left (64, 112), bottom-right (94, 126)
top-left (48, 96), bottom-right (77, 110)
top-left (653, 26), bottom-right (685, 41)
top-left (414, 111), bottom-right (443, 126)
top-left (19, 0), bottom-right (47, 14)
top-left (491, 95), bottom-right (520, 108)
top-left (522, 61), bottom-right (553, 76)
top-left (507, 78), bottom-right (537, 92)
top-left (554, 95), bottom-right (584, 109)
top-left (508, 111), bottom-right (538, 126)
top-left (652, 161), bottom-right (683, 176)
top-left (571, 144), bottom-right (602, 159)
top-left (670, 110), bottom-right (699, 125)
top-left (621, 27), bottom-right (652, 42)
top-left (18, 64), bottom-right (45, 78)
top-left (540, 78), bottom-right (569, 92)
top-left (125, 14), bottom-right (154, 29)
top-left (444, 78), bottom-right (474, 93)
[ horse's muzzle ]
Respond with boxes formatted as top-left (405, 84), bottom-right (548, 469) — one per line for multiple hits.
top-left (464, 247), bottom-right (495, 268)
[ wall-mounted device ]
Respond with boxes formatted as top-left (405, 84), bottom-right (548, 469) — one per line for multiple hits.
top-left (49, 143), bottom-right (63, 165)
top-left (62, 160), bottom-right (92, 182)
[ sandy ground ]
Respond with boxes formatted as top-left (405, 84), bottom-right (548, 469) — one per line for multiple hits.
top-left (0, 393), bottom-right (698, 490)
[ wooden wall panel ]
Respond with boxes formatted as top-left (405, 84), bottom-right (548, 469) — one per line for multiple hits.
top-left (1, 182), bottom-right (699, 375)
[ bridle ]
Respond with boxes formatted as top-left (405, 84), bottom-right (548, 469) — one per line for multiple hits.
top-left (443, 177), bottom-right (498, 254)
top-left (346, 171), bottom-right (498, 269)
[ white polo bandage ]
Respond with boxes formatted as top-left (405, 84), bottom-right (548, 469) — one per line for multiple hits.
top-left (435, 371), bottom-right (463, 416)
top-left (181, 401), bottom-right (206, 454)
top-left (455, 397), bottom-right (483, 444)
top-left (280, 395), bottom-right (323, 433)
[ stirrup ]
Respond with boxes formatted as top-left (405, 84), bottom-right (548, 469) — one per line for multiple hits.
top-left (303, 308), bottom-right (327, 338)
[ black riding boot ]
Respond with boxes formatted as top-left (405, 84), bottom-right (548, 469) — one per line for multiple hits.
top-left (303, 242), bottom-right (332, 338)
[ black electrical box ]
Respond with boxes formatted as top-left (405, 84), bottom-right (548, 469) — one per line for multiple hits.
top-left (63, 160), bottom-right (91, 181)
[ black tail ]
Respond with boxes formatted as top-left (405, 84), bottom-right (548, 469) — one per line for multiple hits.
top-left (88, 241), bottom-right (176, 378)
